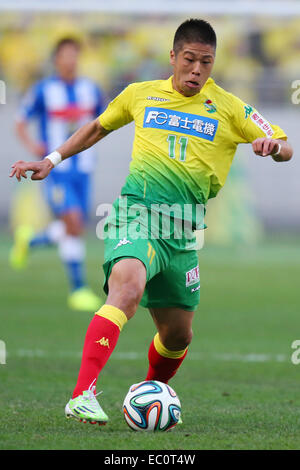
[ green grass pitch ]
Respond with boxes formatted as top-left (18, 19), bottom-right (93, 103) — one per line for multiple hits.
top-left (1, 232), bottom-right (300, 450)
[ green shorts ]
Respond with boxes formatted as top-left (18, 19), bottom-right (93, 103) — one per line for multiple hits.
top-left (102, 196), bottom-right (200, 311)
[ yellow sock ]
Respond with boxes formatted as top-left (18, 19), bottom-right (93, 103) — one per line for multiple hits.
top-left (153, 333), bottom-right (187, 359)
top-left (95, 304), bottom-right (128, 331)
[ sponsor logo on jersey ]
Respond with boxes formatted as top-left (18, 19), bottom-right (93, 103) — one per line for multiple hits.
top-left (147, 96), bottom-right (170, 102)
top-left (143, 107), bottom-right (218, 141)
top-left (250, 111), bottom-right (274, 137)
top-left (186, 265), bottom-right (200, 287)
top-left (244, 104), bottom-right (253, 119)
top-left (204, 99), bottom-right (217, 113)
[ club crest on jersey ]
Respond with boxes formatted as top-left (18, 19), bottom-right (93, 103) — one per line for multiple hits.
top-left (143, 107), bottom-right (218, 141)
top-left (204, 99), bottom-right (217, 113)
top-left (186, 265), bottom-right (200, 287)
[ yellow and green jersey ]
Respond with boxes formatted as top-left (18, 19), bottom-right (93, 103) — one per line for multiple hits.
top-left (99, 76), bottom-right (287, 227)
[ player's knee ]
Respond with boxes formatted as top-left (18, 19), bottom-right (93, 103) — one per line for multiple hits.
top-left (115, 280), bottom-right (144, 319)
top-left (107, 277), bottom-right (145, 320)
top-left (65, 222), bottom-right (83, 236)
top-left (63, 212), bottom-right (84, 236)
top-left (107, 259), bottom-right (146, 319)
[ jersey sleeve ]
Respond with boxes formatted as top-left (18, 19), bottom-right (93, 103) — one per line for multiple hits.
top-left (231, 95), bottom-right (287, 144)
top-left (16, 82), bottom-right (44, 122)
top-left (98, 83), bottom-right (136, 131)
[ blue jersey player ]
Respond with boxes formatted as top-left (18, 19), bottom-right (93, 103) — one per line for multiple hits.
top-left (10, 38), bottom-right (105, 311)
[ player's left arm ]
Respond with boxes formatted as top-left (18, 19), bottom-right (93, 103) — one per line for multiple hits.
top-left (252, 137), bottom-right (293, 162)
top-left (231, 96), bottom-right (293, 163)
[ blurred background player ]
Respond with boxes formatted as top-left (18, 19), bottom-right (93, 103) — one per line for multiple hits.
top-left (10, 37), bottom-right (106, 311)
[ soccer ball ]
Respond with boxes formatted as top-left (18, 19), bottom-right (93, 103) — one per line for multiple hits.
top-left (123, 380), bottom-right (181, 431)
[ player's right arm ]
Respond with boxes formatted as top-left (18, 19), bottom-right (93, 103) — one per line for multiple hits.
top-left (15, 81), bottom-right (47, 158)
top-left (16, 120), bottom-right (46, 158)
top-left (10, 119), bottom-right (110, 181)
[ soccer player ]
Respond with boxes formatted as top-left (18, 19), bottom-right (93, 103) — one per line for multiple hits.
top-left (10, 37), bottom-right (106, 311)
top-left (10, 19), bottom-right (293, 425)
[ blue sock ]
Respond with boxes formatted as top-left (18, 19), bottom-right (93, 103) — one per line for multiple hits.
top-left (64, 261), bottom-right (86, 292)
top-left (58, 235), bottom-right (86, 292)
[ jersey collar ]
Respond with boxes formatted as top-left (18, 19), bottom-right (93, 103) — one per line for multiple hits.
top-left (159, 75), bottom-right (214, 97)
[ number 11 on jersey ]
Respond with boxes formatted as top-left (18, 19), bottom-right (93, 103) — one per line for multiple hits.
top-left (167, 135), bottom-right (188, 162)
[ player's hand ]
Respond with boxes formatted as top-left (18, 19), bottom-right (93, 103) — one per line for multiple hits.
top-left (9, 159), bottom-right (54, 182)
top-left (252, 138), bottom-right (280, 157)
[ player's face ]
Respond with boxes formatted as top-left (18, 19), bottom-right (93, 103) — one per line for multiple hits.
top-left (55, 44), bottom-right (80, 80)
top-left (170, 42), bottom-right (215, 97)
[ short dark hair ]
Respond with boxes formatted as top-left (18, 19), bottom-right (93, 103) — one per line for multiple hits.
top-left (53, 37), bottom-right (81, 56)
top-left (173, 19), bottom-right (217, 54)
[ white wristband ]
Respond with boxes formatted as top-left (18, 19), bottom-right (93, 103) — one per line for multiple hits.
top-left (45, 151), bottom-right (62, 167)
top-left (272, 143), bottom-right (281, 156)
